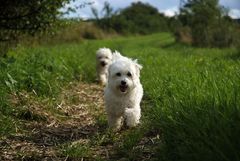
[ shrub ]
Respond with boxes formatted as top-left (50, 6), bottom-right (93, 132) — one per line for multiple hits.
top-left (177, 0), bottom-right (240, 48)
top-left (174, 26), bottom-right (193, 45)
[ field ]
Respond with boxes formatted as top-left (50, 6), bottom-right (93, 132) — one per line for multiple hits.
top-left (0, 33), bottom-right (240, 160)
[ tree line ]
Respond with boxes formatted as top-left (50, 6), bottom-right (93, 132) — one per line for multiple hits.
top-left (92, 0), bottom-right (240, 48)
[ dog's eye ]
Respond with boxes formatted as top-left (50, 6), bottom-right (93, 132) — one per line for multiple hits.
top-left (116, 72), bottom-right (121, 76)
top-left (127, 72), bottom-right (132, 77)
top-left (98, 56), bottom-right (102, 59)
top-left (105, 56), bottom-right (108, 59)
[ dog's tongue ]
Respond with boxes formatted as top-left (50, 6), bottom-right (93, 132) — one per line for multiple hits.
top-left (120, 85), bottom-right (127, 92)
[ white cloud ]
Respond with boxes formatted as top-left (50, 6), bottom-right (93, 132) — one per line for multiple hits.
top-left (161, 7), bottom-right (179, 17)
top-left (229, 9), bottom-right (240, 19)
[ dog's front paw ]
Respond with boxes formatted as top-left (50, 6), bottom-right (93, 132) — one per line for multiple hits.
top-left (108, 116), bottom-right (123, 131)
top-left (125, 108), bottom-right (141, 128)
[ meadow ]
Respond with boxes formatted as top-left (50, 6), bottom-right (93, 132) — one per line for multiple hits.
top-left (0, 33), bottom-right (240, 160)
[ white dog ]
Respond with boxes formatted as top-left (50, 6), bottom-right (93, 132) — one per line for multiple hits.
top-left (104, 51), bottom-right (143, 130)
top-left (96, 47), bottom-right (113, 85)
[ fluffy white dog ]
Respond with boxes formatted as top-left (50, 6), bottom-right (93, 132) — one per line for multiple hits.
top-left (96, 47), bottom-right (113, 85)
top-left (104, 51), bottom-right (143, 130)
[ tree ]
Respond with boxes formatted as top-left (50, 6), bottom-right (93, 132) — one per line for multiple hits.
top-left (179, 0), bottom-right (221, 46)
top-left (93, 1), bottom-right (168, 34)
top-left (118, 2), bottom-right (168, 34)
top-left (0, 0), bottom-right (73, 42)
top-left (102, 1), bottom-right (114, 18)
top-left (0, 0), bottom-right (78, 56)
top-left (91, 7), bottom-right (99, 20)
top-left (178, 0), bottom-right (239, 47)
top-left (91, 1), bottom-right (114, 31)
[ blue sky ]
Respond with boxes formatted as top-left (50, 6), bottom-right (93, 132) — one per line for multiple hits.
top-left (62, 0), bottom-right (240, 19)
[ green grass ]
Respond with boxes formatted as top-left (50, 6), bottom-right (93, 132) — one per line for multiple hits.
top-left (61, 143), bottom-right (91, 159)
top-left (0, 33), bottom-right (240, 160)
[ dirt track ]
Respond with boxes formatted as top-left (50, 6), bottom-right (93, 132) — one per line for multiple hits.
top-left (0, 82), bottom-right (107, 160)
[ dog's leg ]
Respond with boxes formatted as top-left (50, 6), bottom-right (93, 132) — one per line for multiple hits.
top-left (125, 107), bottom-right (141, 127)
top-left (99, 74), bottom-right (107, 85)
top-left (107, 114), bottom-right (123, 130)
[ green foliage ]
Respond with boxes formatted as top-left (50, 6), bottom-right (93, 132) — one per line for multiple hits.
top-left (178, 0), bottom-right (240, 47)
top-left (0, 72), bottom-right (16, 136)
top-left (61, 143), bottom-right (91, 158)
top-left (0, 0), bottom-right (74, 56)
top-left (94, 2), bottom-right (168, 34)
top-left (0, 0), bottom-right (71, 40)
top-left (0, 113), bottom-right (16, 136)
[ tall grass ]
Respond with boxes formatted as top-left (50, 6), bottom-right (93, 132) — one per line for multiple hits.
top-left (0, 43), bottom-right (97, 136)
top-left (142, 48), bottom-right (240, 161)
top-left (20, 21), bottom-right (117, 47)
top-left (0, 33), bottom-right (239, 160)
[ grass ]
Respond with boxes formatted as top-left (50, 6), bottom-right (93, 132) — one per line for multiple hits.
top-left (61, 143), bottom-right (91, 159)
top-left (0, 33), bottom-right (240, 160)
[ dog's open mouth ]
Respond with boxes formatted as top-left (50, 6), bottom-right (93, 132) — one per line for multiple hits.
top-left (119, 85), bottom-right (128, 93)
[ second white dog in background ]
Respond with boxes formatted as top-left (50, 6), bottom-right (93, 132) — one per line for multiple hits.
top-left (96, 48), bottom-right (113, 85)
top-left (104, 51), bottom-right (143, 130)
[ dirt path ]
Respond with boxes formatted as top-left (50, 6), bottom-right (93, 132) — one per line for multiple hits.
top-left (0, 82), bottom-right (107, 160)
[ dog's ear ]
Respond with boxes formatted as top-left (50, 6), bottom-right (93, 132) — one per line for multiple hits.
top-left (133, 59), bottom-right (143, 70)
top-left (133, 59), bottom-right (142, 77)
top-left (112, 51), bottom-right (123, 61)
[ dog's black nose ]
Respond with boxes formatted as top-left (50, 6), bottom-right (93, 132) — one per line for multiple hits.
top-left (121, 80), bottom-right (126, 85)
top-left (101, 61), bottom-right (106, 66)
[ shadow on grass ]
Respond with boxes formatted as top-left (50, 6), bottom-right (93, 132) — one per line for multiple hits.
top-left (160, 41), bottom-right (191, 49)
top-left (224, 51), bottom-right (240, 60)
top-left (0, 123), bottom-right (101, 160)
top-left (30, 124), bottom-right (99, 146)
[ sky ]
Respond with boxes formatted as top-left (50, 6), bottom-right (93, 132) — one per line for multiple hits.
top-left (62, 0), bottom-right (240, 19)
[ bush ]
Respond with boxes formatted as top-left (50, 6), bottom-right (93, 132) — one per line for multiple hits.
top-left (174, 26), bottom-right (192, 45)
top-left (177, 0), bottom-right (240, 48)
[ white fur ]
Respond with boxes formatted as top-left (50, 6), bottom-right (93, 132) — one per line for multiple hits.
top-left (104, 52), bottom-right (143, 130)
top-left (96, 48), bottom-right (113, 85)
